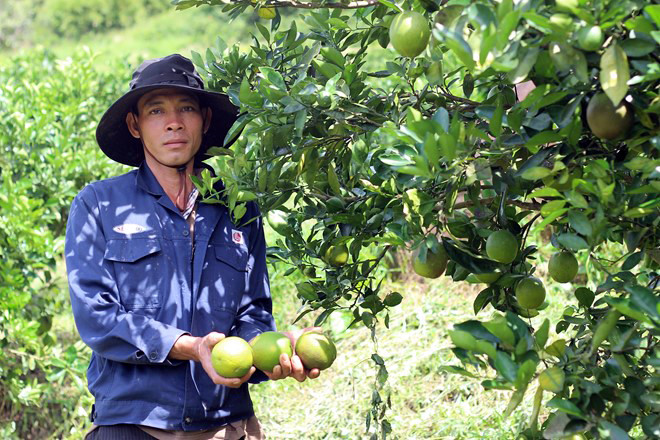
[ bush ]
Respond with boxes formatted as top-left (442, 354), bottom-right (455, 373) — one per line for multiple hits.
top-left (36, 0), bottom-right (171, 39)
top-left (0, 48), bottom-right (127, 439)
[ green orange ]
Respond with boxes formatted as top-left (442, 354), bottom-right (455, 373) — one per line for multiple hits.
top-left (250, 331), bottom-right (293, 373)
top-left (586, 93), bottom-right (633, 140)
top-left (389, 11), bottom-right (431, 58)
top-left (548, 251), bottom-right (579, 283)
top-left (486, 230), bottom-right (518, 264)
top-left (325, 243), bottom-right (349, 267)
top-left (413, 246), bottom-right (449, 278)
top-left (577, 25), bottom-right (603, 51)
top-left (515, 276), bottom-right (546, 309)
top-left (295, 331), bottom-right (337, 370)
top-left (211, 337), bottom-right (253, 378)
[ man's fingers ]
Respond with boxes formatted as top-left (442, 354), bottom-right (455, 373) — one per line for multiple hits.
top-left (308, 368), bottom-right (321, 380)
top-left (290, 355), bottom-right (307, 382)
top-left (206, 332), bottom-right (225, 346)
top-left (279, 353), bottom-right (292, 378)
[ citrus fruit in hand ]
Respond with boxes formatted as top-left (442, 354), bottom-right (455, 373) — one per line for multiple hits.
top-left (577, 25), bottom-right (603, 51)
top-left (413, 246), bottom-right (448, 278)
top-left (211, 337), bottom-right (253, 378)
top-left (389, 11), bottom-right (431, 58)
top-left (325, 244), bottom-right (349, 267)
top-left (295, 331), bottom-right (337, 370)
top-left (486, 230), bottom-right (518, 264)
top-left (515, 276), bottom-right (546, 309)
top-left (538, 367), bottom-right (565, 393)
top-left (250, 331), bottom-right (293, 373)
top-left (548, 251), bottom-right (579, 283)
top-left (586, 93), bottom-right (633, 140)
top-left (257, 7), bottom-right (276, 19)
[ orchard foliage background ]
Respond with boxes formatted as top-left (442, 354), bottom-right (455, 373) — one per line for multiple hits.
top-left (183, 0), bottom-right (659, 438)
top-left (0, 0), bottom-right (658, 438)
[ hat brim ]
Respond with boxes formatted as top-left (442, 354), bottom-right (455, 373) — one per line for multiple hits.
top-left (96, 84), bottom-right (240, 167)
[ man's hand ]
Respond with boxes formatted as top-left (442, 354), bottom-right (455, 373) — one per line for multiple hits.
top-left (261, 328), bottom-right (322, 382)
top-left (170, 332), bottom-right (255, 388)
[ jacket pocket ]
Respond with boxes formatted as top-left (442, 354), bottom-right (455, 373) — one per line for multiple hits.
top-left (214, 244), bottom-right (250, 272)
top-left (104, 238), bottom-right (163, 310)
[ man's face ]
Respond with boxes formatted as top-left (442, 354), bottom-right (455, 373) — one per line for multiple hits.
top-left (126, 88), bottom-right (212, 168)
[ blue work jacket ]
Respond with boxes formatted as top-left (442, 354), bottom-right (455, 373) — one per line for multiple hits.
top-left (65, 163), bottom-right (275, 431)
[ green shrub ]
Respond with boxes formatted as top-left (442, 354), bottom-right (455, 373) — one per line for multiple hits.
top-left (36, 0), bottom-right (171, 39)
top-left (0, 48), bottom-right (127, 439)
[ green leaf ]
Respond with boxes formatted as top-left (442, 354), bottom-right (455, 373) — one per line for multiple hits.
top-left (490, 95), bottom-right (504, 138)
top-left (515, 359), bottom-right (538, 389)
top-left (434, 27), bottom-right (476, 70)
top-left (508, 48), bottom-right (538, 83)
top-left (557, 233), bottom-right (589, 251)
top-left (525, 131), bottom-right (563, 150)
top-left (483, 316), bottom-right (516, 346)
top-left (644, 5), bottom-right (660, 27)
top-left (535, 319), bottom-right (550, 349)
top-left (438, 365), bottom-right (478, 378)
top-left (449, 329), bottom-right (478, 351)
top-left (600, 42), bottom-right (630, 106)
top-left (521, 166), bottom-right (553, 181)
top-left (568, 210), bottom-right (592, 237)
top-left (495, 352), bottom-right (518, 383)
top-left (625, 284), bottom-right (660, 320)
top-left (473, 288), bottom-right (493, 314)
top-left (546, 398), bottom-right (586, 419)
top-left (598, 420), bottom-right (631, 440)
top-left (541, 200), bottom-right (567, 217)
top-left (384, 292), bottom-right (403, 307)
top-left (621, 251), bottom-right (643, 270)
top-left (528, 187), bottom-right (562, 198)
top-left (575, 287), bottom-right (595, 308)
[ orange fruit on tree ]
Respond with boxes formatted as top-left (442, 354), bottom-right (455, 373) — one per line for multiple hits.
top-left (413, 246), bottom-right (448, 278)
top-left (586, 93), bottom-right (633, 140)
top-left (548, 251), bottom-right (579, 283)
top-left (486, 230), bottom-right (518, 264)
top-left (515, 276), bottom-right (546, 309)
top-left (389, 11), bottom-right (431, 58)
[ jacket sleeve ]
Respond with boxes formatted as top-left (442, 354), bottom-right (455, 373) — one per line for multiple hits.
top-left (232, 203), bottom-right (276, 343)
top-left (65, 186), bottom-right (187, 365)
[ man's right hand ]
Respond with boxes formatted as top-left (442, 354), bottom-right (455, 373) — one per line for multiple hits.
top-left (169, 332), bottom-right (255, 388)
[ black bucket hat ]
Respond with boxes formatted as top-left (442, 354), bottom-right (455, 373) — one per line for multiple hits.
top-left (96, 54), bottom-right (240, 167)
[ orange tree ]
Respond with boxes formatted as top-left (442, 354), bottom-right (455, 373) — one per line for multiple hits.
top-left (176, 0), bottom-right (659, 437)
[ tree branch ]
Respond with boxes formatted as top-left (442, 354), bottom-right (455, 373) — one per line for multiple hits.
top-left (452, 197), bottom-right (543, 211)
top-left (264, 0), bottom-right (383, 9)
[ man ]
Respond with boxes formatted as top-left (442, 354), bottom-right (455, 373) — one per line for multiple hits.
top-left (65, 54), bottom-right (319, 440)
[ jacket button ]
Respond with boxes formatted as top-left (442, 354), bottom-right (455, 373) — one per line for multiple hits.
top-left (184, 417), bottom-right (192, 424)
top-left (149, 351), bottom-right (158, 360)
top-left (183, 230), bottom-right (190, 237)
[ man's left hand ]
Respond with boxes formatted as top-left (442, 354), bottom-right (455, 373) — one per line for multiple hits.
top-left (263, 328), bottom-right (322, 382)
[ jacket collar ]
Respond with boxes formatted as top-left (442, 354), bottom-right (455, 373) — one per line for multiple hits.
top-left (135, 161), bottom-right (228, 204)
top-left (135, 161), bottom-right (167, 197)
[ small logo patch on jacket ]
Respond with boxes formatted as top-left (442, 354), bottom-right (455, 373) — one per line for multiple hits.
top-left (231, 229), bottom-right (244, 245)
top-left (113, 224), bottom-right (147, 235)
